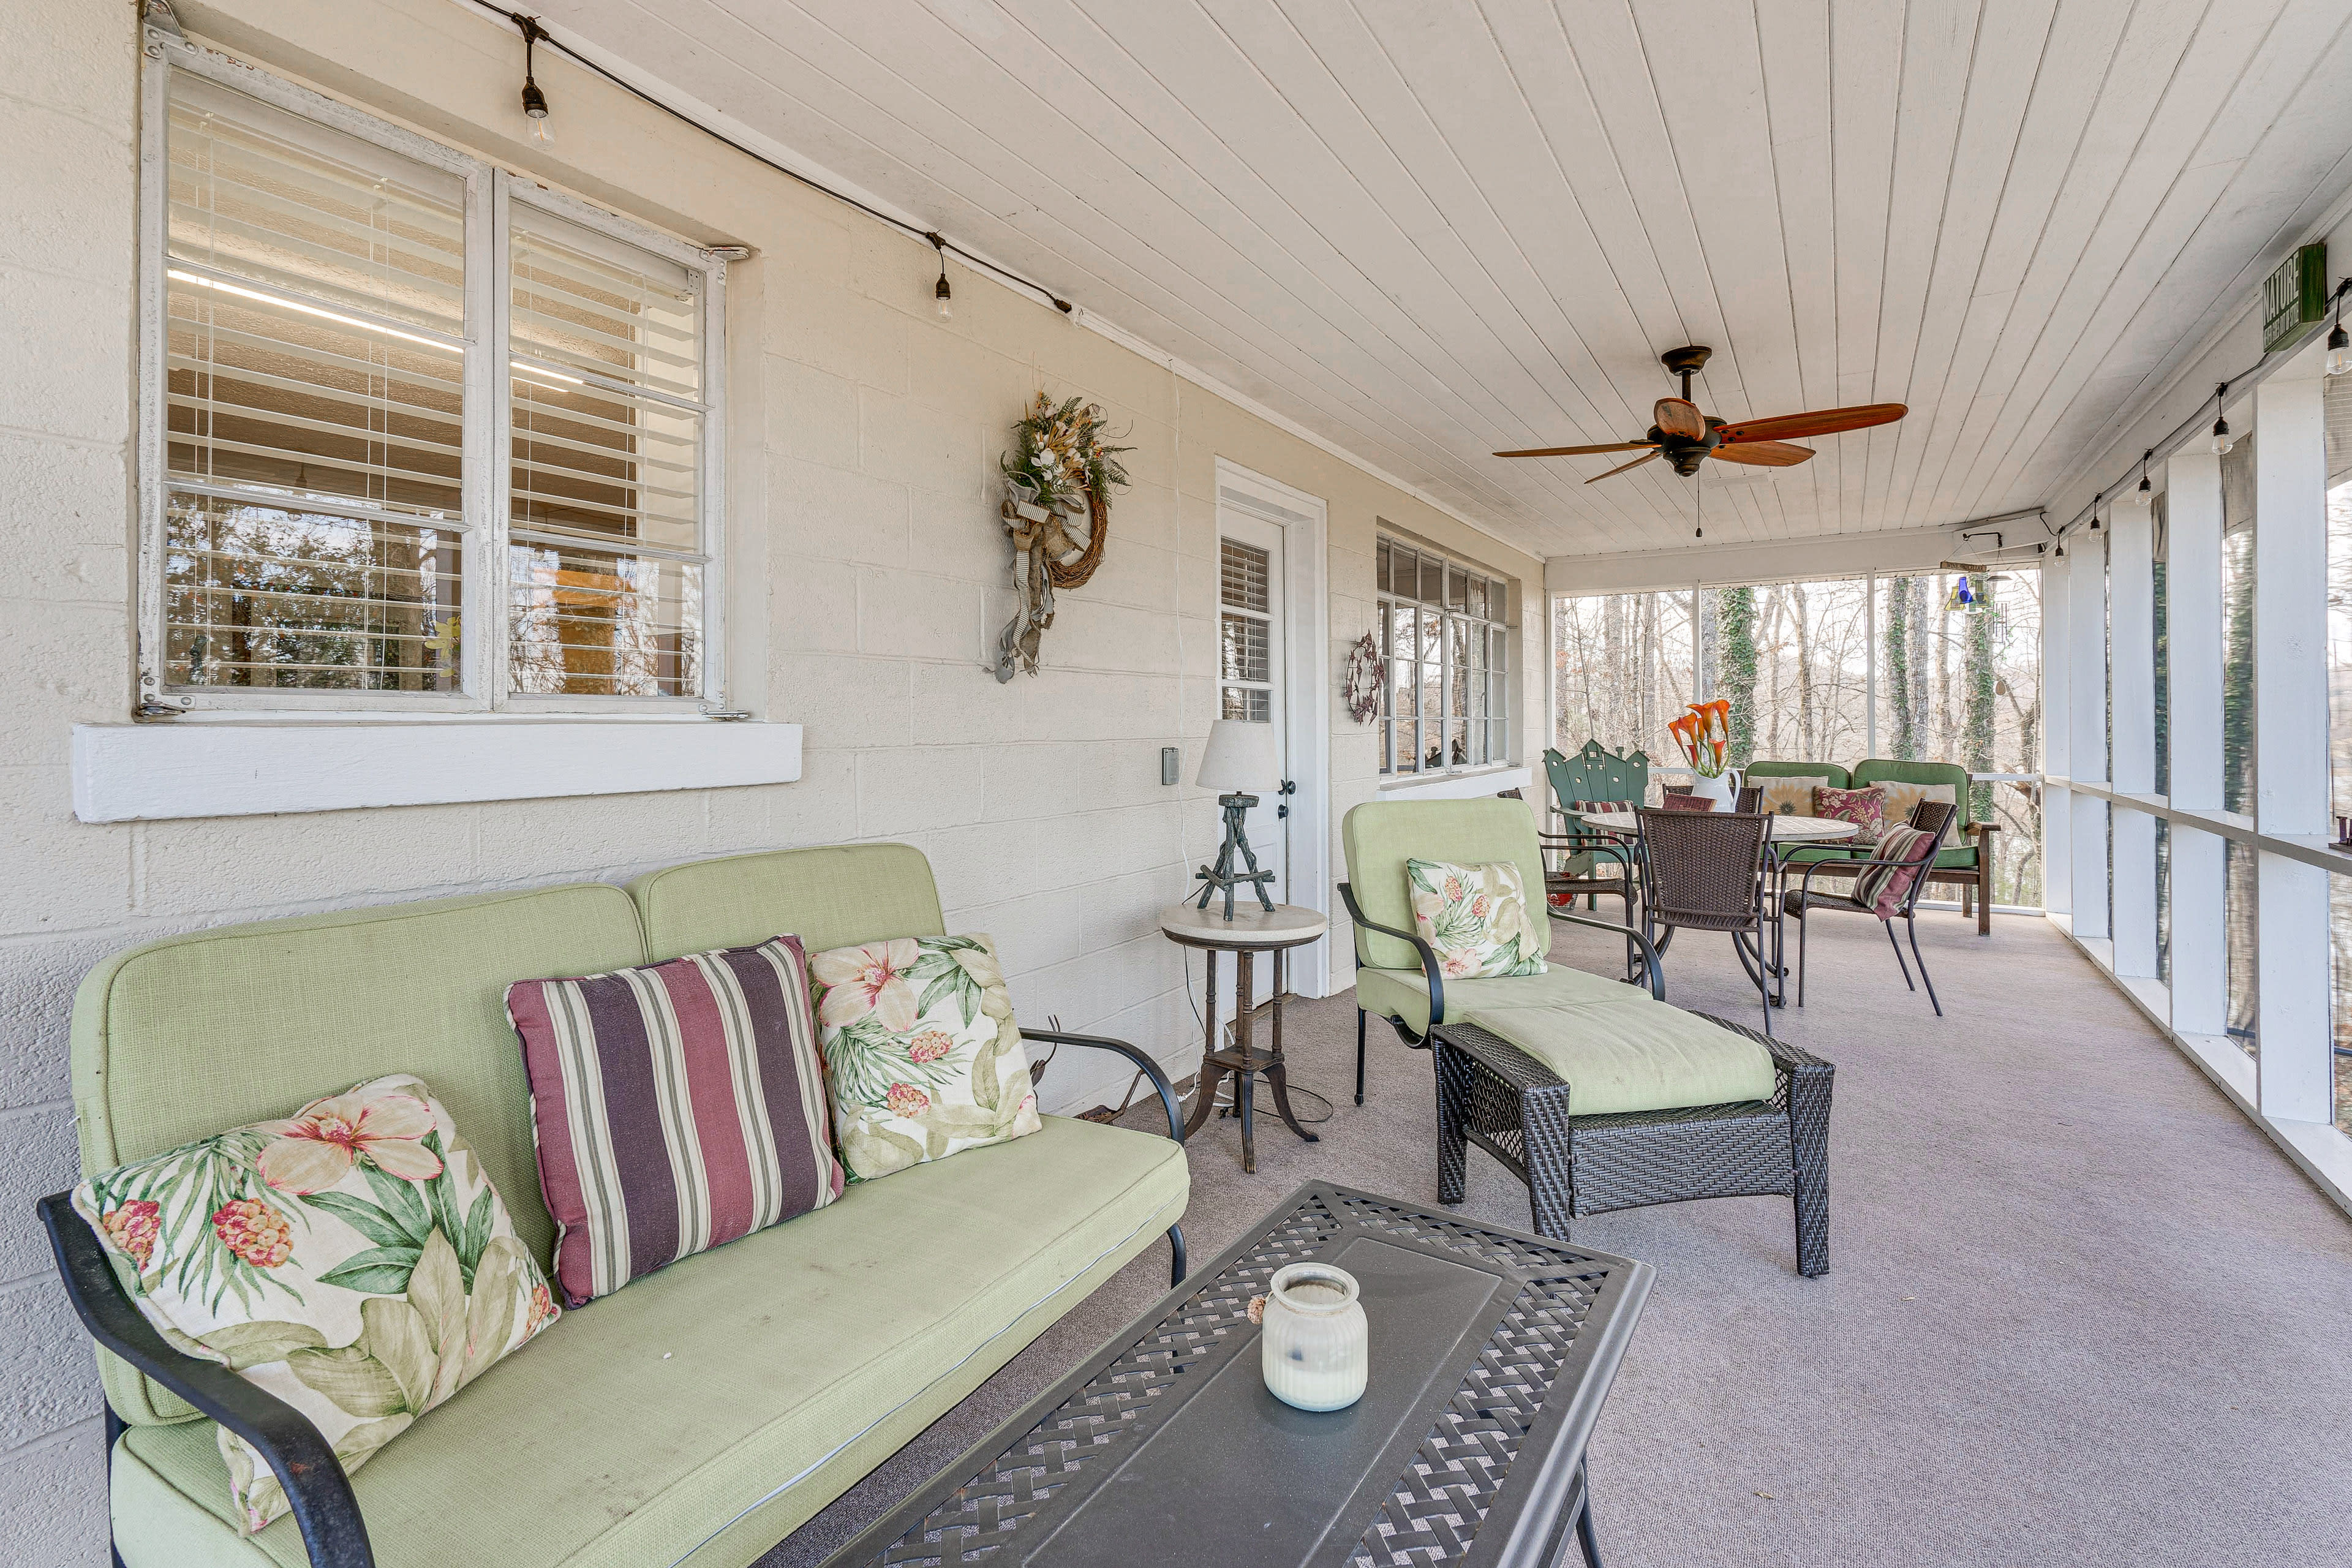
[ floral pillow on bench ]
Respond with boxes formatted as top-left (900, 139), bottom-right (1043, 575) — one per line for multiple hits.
top-left (808, 934), bottom-right (1042, 1182)
top-left (72, 1074), bottom-right (557, 1535)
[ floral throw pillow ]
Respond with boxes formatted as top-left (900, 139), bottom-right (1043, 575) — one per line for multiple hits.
top-left (1405, 858), bottom-right (1548, 979)
top-left (1813, 784), bottom-right (1887, 847)
top-left (1756, 775), bottom-right (1829, 816)
top-left (71, 1075), bottom-right (556, 1536)
top-left (807, 934), bottom-right (1042, 1182)
top-left (1875, 778), bottom-right (1957, 828)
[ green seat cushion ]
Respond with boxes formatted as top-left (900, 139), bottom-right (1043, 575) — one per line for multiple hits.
top-left (1460, 1002), bottom-right (1777, 1116)
top-left (1356, 962), bottom-right (1634, 1035)
top-left (1342, 799), bottom-right (1547, 971)
top-left (73, 884), bottom-right (649, 1425)
top-left (1777, 845), bottom-right (1864, 865)
top-left (631, 843), bottom-right (946, 962)
top-left (1931, 844), bottom-right (1981, 869)
top-left (108, 1116), bottom-right (1188, 1568)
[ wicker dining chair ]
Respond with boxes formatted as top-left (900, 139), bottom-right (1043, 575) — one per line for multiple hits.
top-left (1785, 799), bottom-right (1957, 1014)
top-left (1736, 784), bottom-right (1763, 814)
top-left (1634, 807), bottom-right (1777, 1034)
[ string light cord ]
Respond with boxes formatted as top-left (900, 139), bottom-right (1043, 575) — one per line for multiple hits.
top-left (474, 6), bottom-right (1074, 314)
top-left (2047, 274), bottom-right (2352, 545)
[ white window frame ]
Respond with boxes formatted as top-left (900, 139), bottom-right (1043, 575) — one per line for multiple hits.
top-left (1376, 532), bottom-right (1513, 777)
top-left (135, 30), bottom-right (727, 717)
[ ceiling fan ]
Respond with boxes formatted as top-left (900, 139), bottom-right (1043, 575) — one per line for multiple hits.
top-left (1495, 346), bottom-right (1907, 483)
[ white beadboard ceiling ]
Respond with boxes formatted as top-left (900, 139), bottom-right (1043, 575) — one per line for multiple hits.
top-left (530, 0), bottom-right (2352, 559)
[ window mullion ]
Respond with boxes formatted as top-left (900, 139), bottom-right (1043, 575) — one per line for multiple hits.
top-left (479, 172), bottom-right (512, 708)
top-left (135, 39), bottom-right (173, 712)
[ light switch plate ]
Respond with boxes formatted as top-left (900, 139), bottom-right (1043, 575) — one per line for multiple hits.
top-left (1161, 746), bottom-right (1180, 786)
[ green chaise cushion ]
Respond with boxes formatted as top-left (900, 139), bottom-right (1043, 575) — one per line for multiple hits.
top-left (108, 1115), bottom-right (1188, 1568)
top-left (1341, 799), bottom-right (1547, 972)
top-left (1743, 760), bottom-right (1850, 790)
top-left (1356, 962), bottom-right (1634, 1036)
top-left (1459, 1002), bottom-right (1777, 1117)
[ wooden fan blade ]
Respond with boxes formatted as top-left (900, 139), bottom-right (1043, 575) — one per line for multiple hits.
top-left (1585, 450), bottom-right (1660, 484)
top-left (1492, 441), bottom-right (1658, 458)
top-left (1654, 398), bottom-right (1706, 440)
top-left (1718, 402), bottom-right (1906, 443)
top-left (1713, 440), bottom-right (1815, 467)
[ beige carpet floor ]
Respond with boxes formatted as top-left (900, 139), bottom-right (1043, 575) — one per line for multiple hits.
top-left (761, 908), bottom-right (2352, 1567)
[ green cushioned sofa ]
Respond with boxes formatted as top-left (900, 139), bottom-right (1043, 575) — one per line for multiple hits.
top-left (42, 844), bottom-right (1189, 1568)
top-left (1744, 758), bottom-right (2000, 933)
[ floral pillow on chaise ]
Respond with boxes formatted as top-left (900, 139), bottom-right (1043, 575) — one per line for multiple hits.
top-left (807, 934), bottom-right (1042, 1182)
top-left (72, 1074), bottom-right (556, 1535)
top-left (1405, 858), bottom-right (1548, 979)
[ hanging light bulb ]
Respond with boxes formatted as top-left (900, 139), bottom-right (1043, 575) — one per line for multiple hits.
top-left (518, 16), bottom-right (553, 144)
top-left (2329, 322), bottom-right (2350, 378)
top-left (2209, 382), bottom-right (2233, 455)
top-left (927, 233), bottom-right (953, 321)
top-left (2129, 449), bottom-right (2153, 508)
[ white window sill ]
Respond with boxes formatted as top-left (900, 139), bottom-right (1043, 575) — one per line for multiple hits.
top-left (1374, 764), bottom-right (1531, 801)
top-left (72, 720), bottom-right (802, 823)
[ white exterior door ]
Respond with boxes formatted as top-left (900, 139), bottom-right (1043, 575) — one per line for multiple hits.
top-left (1216, 512), bottom-right (1288, 906)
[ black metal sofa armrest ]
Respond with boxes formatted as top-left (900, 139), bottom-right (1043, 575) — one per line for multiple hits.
top-left (1544, 910), bottom-right (1665, 1001)
top-left (1019, 1028), bottom-right (1185, 1145)
top-left (39, 1194), bottom-right (375, 1568)
top-left (1336, 881), bottom-right (1446, 1027)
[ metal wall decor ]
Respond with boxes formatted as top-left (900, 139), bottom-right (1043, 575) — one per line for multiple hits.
top-left (993, 393), bottom-right (1131, 682)
top-left (1343, 630), bottom-right (1385, 723)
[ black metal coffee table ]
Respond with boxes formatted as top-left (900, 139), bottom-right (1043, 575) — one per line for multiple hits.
top-left (824, 1182), bottom-right (1653, 1568)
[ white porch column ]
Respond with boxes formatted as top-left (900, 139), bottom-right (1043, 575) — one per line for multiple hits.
top-left (2168, 450), bottom-right (2226, 1038)
top-left (2043, 549), bottom-right (2072, 917)
top-left (2110, 495), bottom-right (2158, 978)
top-left (2254, 372), bottom-right (2332, 1121)
top-left (2068, 526), bottom-right (2110, 943)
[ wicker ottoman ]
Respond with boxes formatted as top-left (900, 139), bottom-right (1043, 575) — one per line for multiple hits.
top-left (1429, 1012), bottom-right (1833, 1276)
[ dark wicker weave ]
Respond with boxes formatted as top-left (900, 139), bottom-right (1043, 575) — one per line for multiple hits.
top-left (1634, 807), bottom-right (1777, 1032)
top-left (1785, 798), bottom-right (1956, 1015)
top-left (1432, 1013), bottom-right (1833, 1277)
top-left (1735, 784), bottom-right (1763, 814)
top-left (826, 1183), bottom-right (1652, 1568)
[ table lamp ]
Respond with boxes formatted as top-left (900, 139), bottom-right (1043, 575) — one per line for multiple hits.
top-left (1193, 718), bottom-right (1281, 918)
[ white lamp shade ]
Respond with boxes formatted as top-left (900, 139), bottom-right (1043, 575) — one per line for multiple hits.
top-left (1197, 719), bottom-right (1280, 792)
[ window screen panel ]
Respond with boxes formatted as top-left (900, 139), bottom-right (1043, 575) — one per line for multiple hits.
top-left (167, 493), bottom-right (461, 691)
top-left (507, 204), bottom-right (706, 695)
top-left (508, 538), bottom-right (700, 697)
top-left (160, 70), bottom-right (468, 692)
top-left (510, 204), bottom-right (701, 402)
top-left (1221, 538), bottom-right (1270, 612)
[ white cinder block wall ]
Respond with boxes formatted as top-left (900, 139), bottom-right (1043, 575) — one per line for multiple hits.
top-left (0, 0), bottom-right (1545, 1558)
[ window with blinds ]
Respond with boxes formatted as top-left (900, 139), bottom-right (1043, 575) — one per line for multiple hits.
top-left (140, 38), bottom-right (723, 711)
top-left (162, 74), bottom-right (466, 693)
top-left (1376, 535), bottom-right (1510, 775)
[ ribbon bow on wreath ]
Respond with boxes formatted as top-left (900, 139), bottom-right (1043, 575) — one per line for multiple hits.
top-left (994, 393), bottom-right (1132, 682)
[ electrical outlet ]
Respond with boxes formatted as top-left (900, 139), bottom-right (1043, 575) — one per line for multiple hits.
top-left (1161, 747), bottom-right (1180, 786)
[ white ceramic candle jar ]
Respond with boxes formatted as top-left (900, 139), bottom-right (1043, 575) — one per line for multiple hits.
top-left (1259, 1262), bottom-right (1367, 1412)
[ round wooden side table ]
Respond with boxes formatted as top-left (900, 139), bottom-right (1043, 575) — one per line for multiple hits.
top-left (1158, 902), bottom-right (1328, 1174)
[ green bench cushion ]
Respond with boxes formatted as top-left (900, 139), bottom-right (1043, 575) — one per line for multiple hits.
top-left (631, 842), bottom-right (946, 962)
top-left (1459, 1002), bottom-right (1777, 1117)
top-left (108, 1115), bottom-right (1188, 1568)
top-left (1355, 962), bottom-right (1634, 1036)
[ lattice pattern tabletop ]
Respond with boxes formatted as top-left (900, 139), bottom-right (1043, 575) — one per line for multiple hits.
top-left (826, 1182), bottom-right (1653, 1568)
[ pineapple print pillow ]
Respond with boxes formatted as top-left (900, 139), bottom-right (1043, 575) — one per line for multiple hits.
top-left (1405, 858), bottom-right (1550, 979)
top-left (72, 1074), bottom-right (557, 1536)
top-left (807, 933), bottom-right (1043, 1182)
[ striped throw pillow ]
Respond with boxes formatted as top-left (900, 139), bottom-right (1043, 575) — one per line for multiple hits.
top-left (1853, 824), bottom-right (1935, 916)
top-left (506, 938), bottom-right (843, 1306)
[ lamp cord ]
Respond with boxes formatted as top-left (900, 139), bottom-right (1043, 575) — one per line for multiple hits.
top-left (473, 5), bottom-right (1073, 314)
